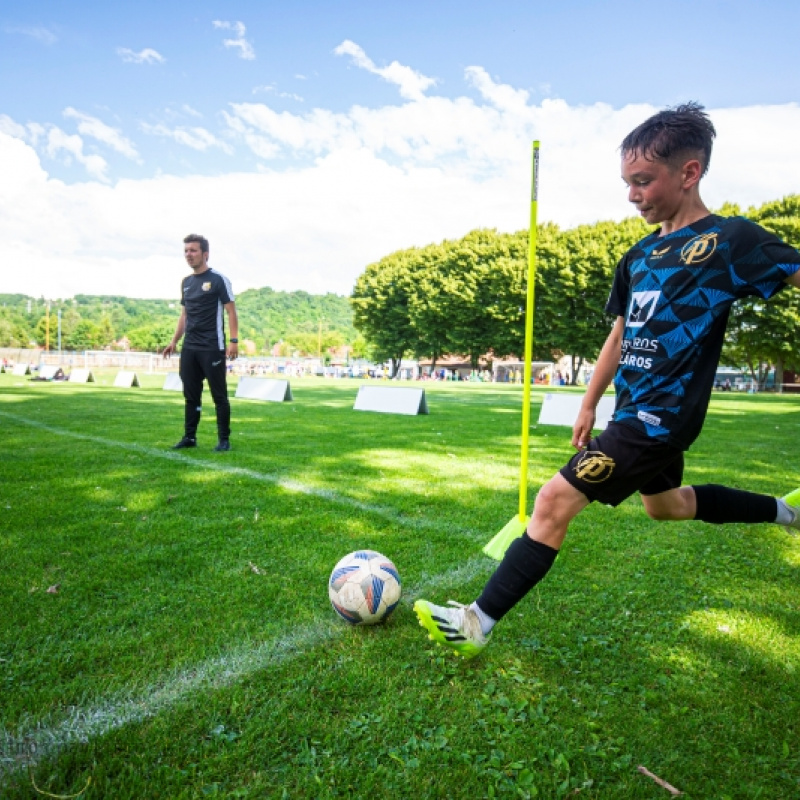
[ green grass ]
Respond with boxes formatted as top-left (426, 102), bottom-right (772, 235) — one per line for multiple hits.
top-left (1, 372), bottom-right (799, 799)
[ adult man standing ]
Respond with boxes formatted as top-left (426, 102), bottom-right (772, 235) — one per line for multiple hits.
top-left (163, 233), bottom-right (238, 451)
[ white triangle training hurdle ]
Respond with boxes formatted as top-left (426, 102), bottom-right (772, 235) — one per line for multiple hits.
top-left (235, 377), bottom-right (293, 402)
top-left (537, 393), bottom-right (615, 429)
top-left (114, 371), bottom-right (140, 387)
top-left (353, 385), bottom-right (429, 416)
top-left (163, 372), bottom-right (183, 391)
top-left (69, 368), bottom-right (95, 383)
top-left (11, 364), bottom-right (31, 376)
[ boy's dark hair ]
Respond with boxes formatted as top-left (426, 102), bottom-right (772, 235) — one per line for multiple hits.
top-left (183, 233), bottom-right (209, 253)
top-left (620, 102), bottom-right (716, 176)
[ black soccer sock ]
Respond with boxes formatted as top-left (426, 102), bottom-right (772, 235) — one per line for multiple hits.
top-left (693, 484), bottom-right (778, 524)
top-left (475, 536), bottom-right (559, 622)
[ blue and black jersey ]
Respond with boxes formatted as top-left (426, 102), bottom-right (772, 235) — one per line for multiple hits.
top-left (606, 214), bottom-right (800, 450)
top-left (180, 268), bottom-right (235, 351)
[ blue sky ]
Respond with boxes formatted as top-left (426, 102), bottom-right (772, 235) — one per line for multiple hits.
top-left (2, 0), bottom-right (799, 299)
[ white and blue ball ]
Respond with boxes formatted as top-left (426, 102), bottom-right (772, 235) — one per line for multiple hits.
top-left (328, 550), bottom-right (401, 625)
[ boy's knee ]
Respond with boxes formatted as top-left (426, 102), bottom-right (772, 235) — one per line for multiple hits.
top-left (641, 487), bottom-right (695, 521)
top-left (644, 505), bottom-right (672, 521)
top-left (533, 474), bottom-right (588, 522)
top-left (534, 478), bottom-right (562, 511)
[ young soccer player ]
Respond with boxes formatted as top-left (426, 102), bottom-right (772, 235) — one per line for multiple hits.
top-left (414, 102), bottom-right (800, 658)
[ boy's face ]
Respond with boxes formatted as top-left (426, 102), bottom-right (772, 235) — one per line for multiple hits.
top-left (621, 151), bottom-right (686, 226)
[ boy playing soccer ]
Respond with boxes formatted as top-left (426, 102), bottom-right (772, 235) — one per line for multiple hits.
top-left (414, 102), bottom-right (800, 658)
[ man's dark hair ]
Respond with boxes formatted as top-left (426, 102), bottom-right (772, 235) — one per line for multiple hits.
top-left (183, 233), bottom-right (209, 253)
top-left (620, 102), bottom-right (716, 176)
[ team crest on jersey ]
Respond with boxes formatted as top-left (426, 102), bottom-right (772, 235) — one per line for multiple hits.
top-left (574, 451), bottom-right (615, 483)
top-left (680, 232), bottom-right (718, 265)
top-left (627, 291), bottom-right (660, 328)
top-left (202, 282), bottom-right (212, 291)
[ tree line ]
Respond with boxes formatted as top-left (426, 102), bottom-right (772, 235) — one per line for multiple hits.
top-left (0, 288), bottom-right (359, 358)
top-left (351, 197), bottom-right (800, 385)
top-left (4, 196), bottom-right (798, 381)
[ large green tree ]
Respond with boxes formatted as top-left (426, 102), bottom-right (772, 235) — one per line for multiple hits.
top-left (720, 198), bottom-right (800, 385)
top-left (351, 249), bottom-right (421, 376)
top-left (536, 218), bottom-right (649, 382)
top-left (408, 230), bottom-right (528, 369)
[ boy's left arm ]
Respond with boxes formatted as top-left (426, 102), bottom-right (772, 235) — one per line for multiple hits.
top-left (785, 269), bottom-right (800, 289)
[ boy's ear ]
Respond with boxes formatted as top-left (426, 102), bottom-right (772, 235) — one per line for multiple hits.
top-left (681, 158), bottom-right (703, 189)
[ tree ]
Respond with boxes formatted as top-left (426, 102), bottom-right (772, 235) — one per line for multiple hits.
top-left (64, 320), bottom-right (103, 351)
top-left (720, 196), bottom-right (800, 384)
top-left (126, 321), bottom-right (176, 352)
top-left (351, 249), bottom-right (421, 376)
top-left (406, 230), bottom-right (529, 369)
top-left (536, 218), bottom-right (649, 382)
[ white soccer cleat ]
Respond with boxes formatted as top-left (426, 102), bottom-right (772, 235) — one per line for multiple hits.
top-left (780, 487), bottom-right (800, 536)
top-left (413, 599), bottom-right (489, 659)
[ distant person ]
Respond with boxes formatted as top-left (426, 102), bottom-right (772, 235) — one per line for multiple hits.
top-left (163, 233), bottom-right (238, 451)
top-left (414, 102), bottom-right (800, 659)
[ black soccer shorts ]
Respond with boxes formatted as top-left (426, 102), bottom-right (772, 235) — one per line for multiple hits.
top-left (559, 422), bottom-right (685, 507)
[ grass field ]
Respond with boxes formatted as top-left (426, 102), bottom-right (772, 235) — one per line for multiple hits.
top-left (1, 371), bottom-right (799, 799)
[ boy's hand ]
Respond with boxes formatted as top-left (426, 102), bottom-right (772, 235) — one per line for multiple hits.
top-left (572, 408), bottom-right (596, 450)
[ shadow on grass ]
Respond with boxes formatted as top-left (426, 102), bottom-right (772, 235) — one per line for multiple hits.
top-left (1, 380), bottom-right (799, 797)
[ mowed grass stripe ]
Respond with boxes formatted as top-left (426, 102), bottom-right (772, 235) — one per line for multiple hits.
top-left (3, 386), bottom-right (800, 797)
top-left (0, 409), bottom-right (479, 539)
top-left (1, 405), bottom-right (496, 775)
top-left (1, 555), bottom-right (493, 774)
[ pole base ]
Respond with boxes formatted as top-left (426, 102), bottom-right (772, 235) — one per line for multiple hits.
top-left (483, 515), bottom-right (528, 561)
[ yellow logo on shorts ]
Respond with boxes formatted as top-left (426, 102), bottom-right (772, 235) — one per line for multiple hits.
top-left (202, 282), bottom-right (211, 291)
top-left (574, 451), bottom-right (616, 483)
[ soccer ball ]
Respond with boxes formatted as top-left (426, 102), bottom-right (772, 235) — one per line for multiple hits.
top-left (328, 550), bottom-right (402, 625)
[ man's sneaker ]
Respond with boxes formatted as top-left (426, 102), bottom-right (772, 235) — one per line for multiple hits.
top-left (413, 599), bottom-right (489, 659)
top-left (214, 439), bottom-right (231, 452)
top-left (172, 437), bottom-right (197, 449)
top-left (781, 487), bottom-right (800, 536)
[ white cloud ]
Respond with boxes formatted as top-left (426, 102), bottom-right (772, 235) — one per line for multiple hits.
top-left (334, 40), bottom-right (436, 101)
top-left (116, 47), bottom-right (165, 64)
top-left (213, 20), bottom-right (255, 60)
top-left (213, 20), bottom-right (246, 37)
top-left (140, 123), bottom-right (234, 154)
top-left (4, 25), bottom-right (57, 45)
top-left (252, 85), bottom-right (304, 102)
top-left (1, 69), bottom-right (799, 302)
top-left (63, 108), bottom-right (140, 160)
top-left (0, 114), bottom-right (28, 139)
top-left (44, 127), bottom-right (109, 182)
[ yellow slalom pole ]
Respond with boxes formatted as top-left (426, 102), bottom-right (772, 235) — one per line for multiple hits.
top-left (483, 140), bottom-right (539, 560)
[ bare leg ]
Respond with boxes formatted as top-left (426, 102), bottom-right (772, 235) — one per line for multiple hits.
top-left (526, 472), bottom-right (591, 548)
top-left (641, 486), bottom-right (696, 521)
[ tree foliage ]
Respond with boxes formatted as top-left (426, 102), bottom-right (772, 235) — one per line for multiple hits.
top-left (2, 196), bottom-right (799, 376)
top-left (0, 288), bottom-right (356, 356)
top-left (720, 197), bottom-right (800, 384)
top-left (350, 199), bottom-right (800, 382)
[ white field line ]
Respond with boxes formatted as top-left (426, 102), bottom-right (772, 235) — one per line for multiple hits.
top-left (0, 409), bottom-right (496, 776)
top-left (0, 556), bottom-right (493, 777)
top-left (0, 410), bottom-right (478, 537)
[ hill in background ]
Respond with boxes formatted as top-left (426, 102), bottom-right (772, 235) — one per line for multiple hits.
top-left (0, 288), bottom-right (357, 356)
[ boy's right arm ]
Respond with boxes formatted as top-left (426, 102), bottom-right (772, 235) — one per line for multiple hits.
top-left (572, 316), bottom-right (624, 449)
